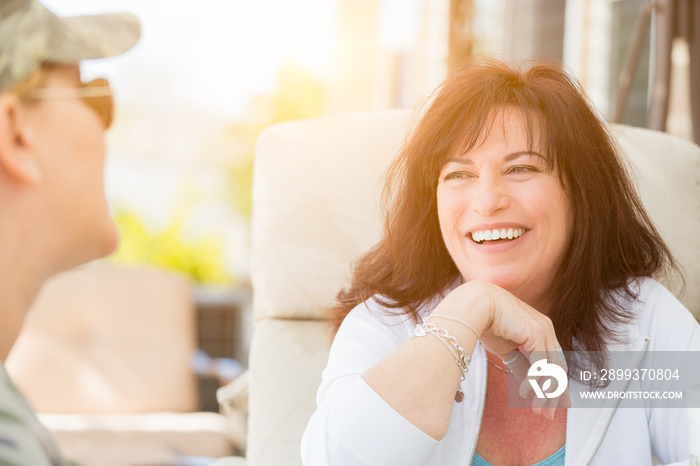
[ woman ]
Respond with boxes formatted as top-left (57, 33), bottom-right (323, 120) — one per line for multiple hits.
top-left (0, 1), bottom-right (139, 464)
top-left (301, 58), bottom-right (700, 465)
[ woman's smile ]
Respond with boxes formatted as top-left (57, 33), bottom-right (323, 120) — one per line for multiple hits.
top-left (466, 227), bottom-right (530, 258)
top-left (468, 225), bottom-right (528, 244)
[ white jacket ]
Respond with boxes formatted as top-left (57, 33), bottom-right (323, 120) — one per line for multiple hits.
top-left (302, 278), bottom-right (700, 466)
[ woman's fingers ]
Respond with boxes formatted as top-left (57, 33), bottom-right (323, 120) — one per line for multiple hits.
top-left (530, 340), bottom-right (571, 418)
top-left (541, 397), bottom-right (558, 420)
top-left (532, 394), bottom-right (547, 414)
top-left (560, 384), bottom-right (572, 409)
top-left (514, 326), bottom-right (571, 419)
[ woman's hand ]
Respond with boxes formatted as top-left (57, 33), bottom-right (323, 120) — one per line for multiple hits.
top-left (432, 280), bottom-right (570, 418)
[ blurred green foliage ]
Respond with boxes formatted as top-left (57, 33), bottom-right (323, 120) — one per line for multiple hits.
top-left (108, 206), bottom-right (232, 285)
top-left (227, 61), bottom-right (325, 217)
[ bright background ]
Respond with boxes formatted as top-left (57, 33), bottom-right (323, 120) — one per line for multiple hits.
top-left (43, 0), bottom-right (344, 285)
top-left (44, 0), bottom-right (441, 287)
top-left (43, 0), bottom-right (694, 287)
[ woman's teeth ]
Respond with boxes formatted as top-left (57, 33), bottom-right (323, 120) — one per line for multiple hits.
top-left (471, 228), bottom-right (526, 243)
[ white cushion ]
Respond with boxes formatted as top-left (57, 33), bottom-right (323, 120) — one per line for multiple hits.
top-left (612, 125), bottom-right (700, 314)
top-left (40, 412), bottom-right (236, 466)
top-left (211, 457), bottom-right (248, 466)
top-left (247, 320), bottom-right (329, 466)
top-left (251, 109), bottom-right (413, 322)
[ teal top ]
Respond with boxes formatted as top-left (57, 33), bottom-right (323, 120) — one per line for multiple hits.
top-left (472, 445), bottom-right (565, 466)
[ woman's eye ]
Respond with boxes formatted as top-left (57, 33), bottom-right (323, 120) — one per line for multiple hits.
top-left (507, 165), bottom-right (538, 175)
top-left (442, 171), bottom-right (474, 182)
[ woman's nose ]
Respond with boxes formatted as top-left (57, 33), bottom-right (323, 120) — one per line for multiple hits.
top-left (470, 177), bottom-right (509, 215)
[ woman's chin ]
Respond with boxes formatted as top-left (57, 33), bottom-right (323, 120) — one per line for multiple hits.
top-left (464, 270), bottom-right (519, 288)
top-left (462, 271), bottom-right (530, 298)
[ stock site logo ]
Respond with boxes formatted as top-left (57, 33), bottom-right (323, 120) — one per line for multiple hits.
top-left (528, 359), bottom-right (568, 399)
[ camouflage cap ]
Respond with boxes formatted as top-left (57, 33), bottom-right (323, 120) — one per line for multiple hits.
top-left (0, 0), bottom-right (141, 93)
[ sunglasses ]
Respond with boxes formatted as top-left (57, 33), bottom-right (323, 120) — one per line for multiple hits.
top-left (22, 78), bottom-right (114, 129)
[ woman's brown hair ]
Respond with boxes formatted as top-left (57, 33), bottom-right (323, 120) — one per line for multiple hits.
top-left (328, 57), bottom-right (676, 358)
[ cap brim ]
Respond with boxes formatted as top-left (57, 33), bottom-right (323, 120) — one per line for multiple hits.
top-left (47, 12), bottom-right (141, 63)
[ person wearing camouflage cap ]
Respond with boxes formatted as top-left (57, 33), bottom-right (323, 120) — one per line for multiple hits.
top-left (0, 1), bottom-right (140, 464)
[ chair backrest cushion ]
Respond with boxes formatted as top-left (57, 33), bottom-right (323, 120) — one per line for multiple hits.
top-left (252, 109), bottom-right (413, 322)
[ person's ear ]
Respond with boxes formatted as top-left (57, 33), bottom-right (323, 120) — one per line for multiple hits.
top-left (0, 93), bottom-right (42, 185)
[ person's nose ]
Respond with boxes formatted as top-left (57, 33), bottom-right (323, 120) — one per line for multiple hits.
top-left (470, 175), bottom-right (509, 215)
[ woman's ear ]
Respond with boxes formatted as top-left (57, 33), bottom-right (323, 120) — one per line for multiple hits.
top-left (0, 93), bottom-right (42, 185)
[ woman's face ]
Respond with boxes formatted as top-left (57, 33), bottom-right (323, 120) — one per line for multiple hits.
top-left (436, 108), bottom-right (572, 310)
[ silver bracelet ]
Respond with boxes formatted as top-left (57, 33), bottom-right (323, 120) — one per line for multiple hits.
top-left (412, 322), bottom-right (471, 379)
top-left (427, 313), bottom-right (481, 340)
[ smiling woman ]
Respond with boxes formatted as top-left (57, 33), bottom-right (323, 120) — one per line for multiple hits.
top-left (301, 57), bottom-right (700, 466)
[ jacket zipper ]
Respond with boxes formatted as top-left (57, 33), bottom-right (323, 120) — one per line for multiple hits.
top-left (584, 338), bottom-right (650, 465)
top-left (468, 345), bottom-right (488, 465)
